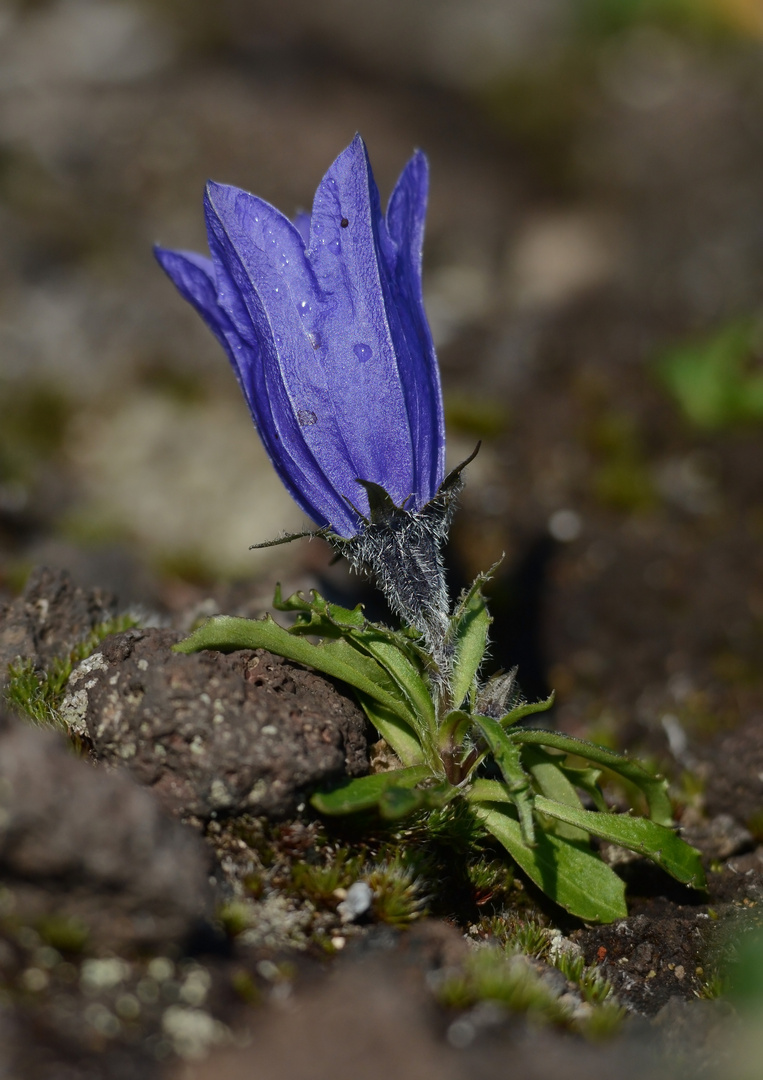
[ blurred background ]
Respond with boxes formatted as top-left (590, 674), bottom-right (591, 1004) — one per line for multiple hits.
top-left (2, 0), bottom-right (763, 755)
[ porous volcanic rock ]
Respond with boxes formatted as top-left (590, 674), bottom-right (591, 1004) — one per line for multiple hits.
top-left (0, 710), bottom-right (212, 950)
top-left (61, 628), bottom-right (369, 820)
top-left (0, 566), bottom-right (116, 680)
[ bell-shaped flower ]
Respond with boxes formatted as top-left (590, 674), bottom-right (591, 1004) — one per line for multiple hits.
top-left (154, 134), bottom-right (445, 541)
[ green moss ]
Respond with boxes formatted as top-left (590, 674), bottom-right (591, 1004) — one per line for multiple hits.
top-left (291, 849), bottom-right (365, 905)
top-left (217, 901), bottom-right (253, 939)
top-left (36, 914), bottom-right (89, 953)
top-left (4, 613), bottom-right (140, 731)
top-left (436, 947), bottom-right (570, 1022)
top-left (365, 856), bottom-right (427, 927)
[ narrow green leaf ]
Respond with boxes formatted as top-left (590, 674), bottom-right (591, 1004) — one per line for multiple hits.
top-left (533, 795), bottom-right (707, 890)
top-left (473, 716), bottom-right (536, 846)
top-left (448, 577), bottom-right (491, 709)
top-left (508, 728), bottom-right (673, 825)
top-left (378, 786), bottom-right (425, 820)
top-left (355, 632), bottom-right (438, 752)
top-left (356, 693), bottom-right (425, 768)
top-left (174, 615), bottom-right (416, 728)
top-left (273, 585), bottom-right (366, 628)
top-left (498, 693), bottom-right (555, 727)
top-left (310, 765), bottom-right (431, 815)
top-left (556, 763), bottom-right (608, 813)
top-left (438, 709), bottom-right (473, 751)
top-left (474, 802), bottom-right (628, 923)
top-left (522, 745), bottom-right (588, 842)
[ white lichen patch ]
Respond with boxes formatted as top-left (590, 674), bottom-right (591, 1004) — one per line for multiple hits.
top-left (238, 894), bottom-right (313, 950)
top-left (59, 688), bottom-right (90, 737)
top-left (80, 957), bottom-right (131, 993)
top-left (209, 778), bottom-right (234, 809)
top-left (161, 1004), bottom-right (227, 1061)
top-left (61, 651), bottom-right (110, 736)
top-left (246, 779), bottom-right (268, 806)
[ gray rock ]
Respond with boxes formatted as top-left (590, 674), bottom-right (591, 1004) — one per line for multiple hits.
top-left (0, 711), bottom-right (212, 949)
top-left (62, 628), bottom-right (369, 821)
top-left (0, 566), bottom-right (116, 681)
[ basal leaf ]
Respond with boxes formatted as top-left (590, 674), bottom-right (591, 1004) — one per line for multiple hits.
top-left (474, 802), bottom-right (627, 923)
top-left (273, 585), bottom-right (366, 628)
top-left (498, 693), bottom-right (556, 727)
top-left (310, 764), bottom-right (431, 815)
top-left (356, 693), bottom-right (426, 768)
top-left (448, 576), bottom-right (491, 710)
top-left (174, 615), bottom-right (416, 728)
top-left (353, 631), bottom-right (438, 753)
top-left (438, 709), bottom-right (473, 751)
top-left (378, 786), bottom-right (425, 820)
top-left (522, 745), bottom-right (588, 842)
top-left (533, 795), bottom-right (707, 890)
top-left (473, 716), bottom-right (535, 846)
top-left (509, 728), bottom-right (673, 825)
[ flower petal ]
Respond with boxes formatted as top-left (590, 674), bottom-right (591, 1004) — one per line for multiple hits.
top-left (203, 182), bottom-right (364, 536)
top-left (292, 210), bottom-right (311, 246)
top-left (306, 135), bottom-right (443, 510)
top-left (385, 149), bottom-right (446, 502)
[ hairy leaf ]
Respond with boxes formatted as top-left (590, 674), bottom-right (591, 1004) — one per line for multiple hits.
top-left (174, 615), bottom-right (416, 728)
top-left (448, 576), bottom-right (491, 710)
top-left (310, 765), bottom-right (431, 815)
top-left (474, 801), bottom-right (627, 923)
top-left (356, 693), bottom-right (425, 768)
top-left (533, 795), bottom-right (706, 890)
top-left (508, 728), bottom-right (673, 825)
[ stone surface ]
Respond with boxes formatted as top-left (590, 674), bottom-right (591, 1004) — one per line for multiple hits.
top-left (0, 566), bottom-right (116, 680)
top-left (0, 709), bottom-right (212, 950)
top-left (61, 629), bottom-right (369, 820)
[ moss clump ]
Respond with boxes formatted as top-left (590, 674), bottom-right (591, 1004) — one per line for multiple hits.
top-left (435, 921), bottom-right (625, 1038)
top-left (4, 614), bottom-right (140, 731)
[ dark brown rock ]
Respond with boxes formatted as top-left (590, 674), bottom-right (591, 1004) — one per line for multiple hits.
top-left (61, 628), bottom-right (369, 821)
top-left (0, 710), bottom-right (212, 950)
top-left (0, 566), bottom-right (116, 681)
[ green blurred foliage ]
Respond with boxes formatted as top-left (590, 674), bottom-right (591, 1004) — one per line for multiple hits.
top-left (654, 320), bottom-right (763, 430)
top-left (0, 382), bottom-right (71, 483)
top-left (576, 0), bottom-right (739, 41)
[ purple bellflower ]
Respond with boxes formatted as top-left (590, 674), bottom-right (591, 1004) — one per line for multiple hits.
top-left (155, 135), bottom-right (472, 668)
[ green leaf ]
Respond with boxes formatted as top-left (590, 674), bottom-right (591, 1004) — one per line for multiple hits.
top-left (448, 576), bottom-right (491, 710)
top-left (273, 585), bottom-right (367, 630)
top-left (438, 709), bottom-right (473, 751)
top-left (498, 693), bottom-right (556, 727)
top-left (474, 801), bottom-right (627, 923)
top-left (310, 765), bottom-right (431, 815)
top-left (556, 763), bottom-right (608, 813)
top-left (355, 631), bottom-right (438, 757)
top-left (174, 615), bottom-right (416, 728)
top-left (356, 693), bottom-right (425, 767)
top-left (268, 588), bottom-right (438, 759)
top-left (522, 745), bottom-right (588, 841)
top-left (508, 728), bottom-right (673, 826)
top-left (378, 786), bottom-right (425, 820)
top-left (473, 716), bottom-right (536, 846)
top-left (532, 795), bottom-right (707, 890)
